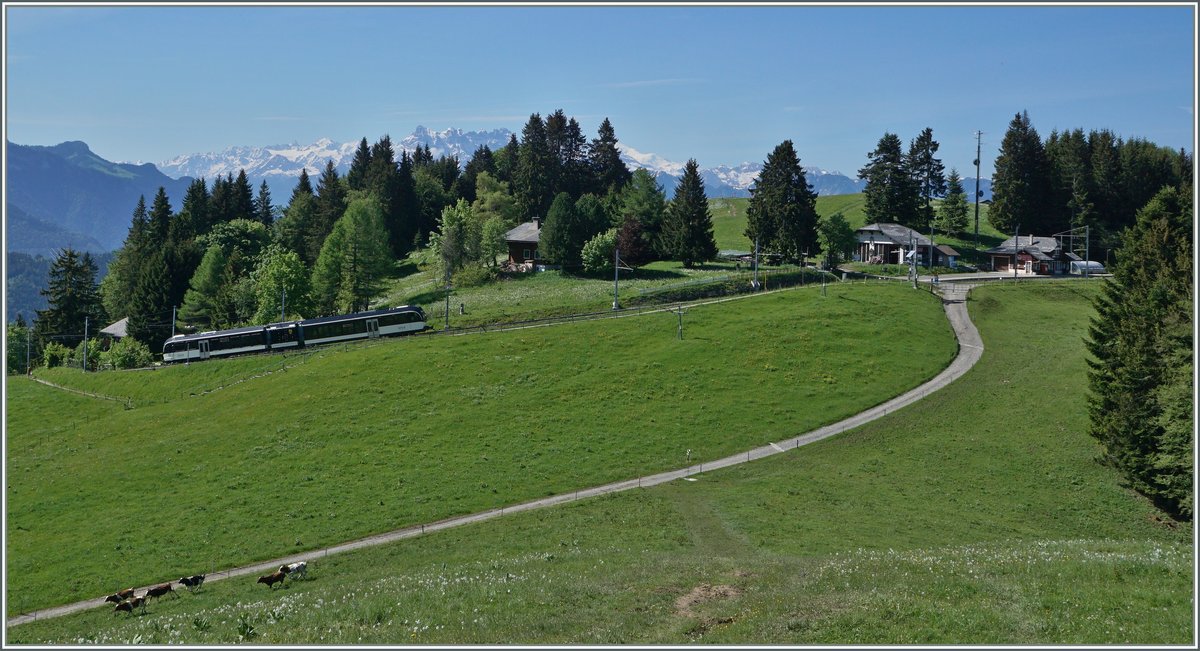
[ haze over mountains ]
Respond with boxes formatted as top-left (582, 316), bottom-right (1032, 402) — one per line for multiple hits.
top-left (6, 126), bottom-right (994, 257)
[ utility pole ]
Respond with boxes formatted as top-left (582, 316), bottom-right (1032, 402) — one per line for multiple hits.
top-left (83, 316), bottom-right (89, 372)
top-left (1013, 224), bottom-right (1020, 280)
top-left (752, 235), bottom-right (761, 290)
top-left (26, 330), bottom-right (32, 375)
top-left (281, 285), bottom-right (287, 321)
top-left (909, 230), bottom-right (917, 289)
top-left (973, 130), bottom-right (983, 259)
top-left (1085, 225), bottom-right (1090, 279)
top-left (612, 245), bottom-right (620, 310)
top-left (929, 222), bottom-right (935, 271)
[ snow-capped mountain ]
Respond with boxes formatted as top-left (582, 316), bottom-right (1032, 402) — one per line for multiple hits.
top-left (154, 126), bottom-right (988, 200)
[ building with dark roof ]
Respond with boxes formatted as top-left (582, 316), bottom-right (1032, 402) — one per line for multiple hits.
top-left (985, 235), bottom-right (1080, 274)
top-left (855, 223), bottom-right (960, 268)
top-left (504, 220), bottom-right (541, 265)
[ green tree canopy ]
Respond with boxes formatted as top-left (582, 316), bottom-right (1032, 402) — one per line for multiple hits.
top-left (990, 110), bottom-right (1051, 234)
top-left (745, 139), bottom-right (819, 263)
top-left (662, 160), bottom-right (718, 268)
top-left (860, 132), bottom-right (920, 228)
top-left (311, 197), bottom-right (393, 314)
top-left (937, 168), bottom-right (970, 236)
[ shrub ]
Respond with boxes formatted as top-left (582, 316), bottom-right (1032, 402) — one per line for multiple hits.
top-left (41, 342), bottom-right (70, 368)
top-left (452, 265), bottom-right (496, 288)
top-left (581, 229), bottom-right (618, 274)
top-left (100, 337), bottom-right (154, 370)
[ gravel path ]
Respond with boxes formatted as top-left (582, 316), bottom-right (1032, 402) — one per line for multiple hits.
top-left (7, 281), bottom-right (983, 629)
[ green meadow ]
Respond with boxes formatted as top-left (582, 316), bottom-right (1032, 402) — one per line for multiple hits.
top-left (7, 282), bottom-right (956, 617)
top-left (8, 281), bottom-right (1189, 644)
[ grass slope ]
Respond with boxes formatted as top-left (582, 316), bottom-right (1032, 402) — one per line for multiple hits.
top-left (6, 282), bottom-right (955, 616)
top-left (9, 281), bottom-right (1189, 645)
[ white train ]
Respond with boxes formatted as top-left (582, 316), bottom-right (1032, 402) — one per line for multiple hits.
top-left (162, 305), bottom-right (427, 363)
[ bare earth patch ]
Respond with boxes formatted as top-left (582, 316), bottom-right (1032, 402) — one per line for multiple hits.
top-left (674, 583), bottom-right (743, 618)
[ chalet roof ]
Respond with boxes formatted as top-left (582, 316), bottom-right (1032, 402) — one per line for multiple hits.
top-left (985, 235), bottom-right (1061, 256)
top-left (936, 244), bottom-right (961, 257)
top-left (99, 317), bottom-right (128, 338)
top-left (505, 221), bottom-right (540, 244)
top-left (856, 223), bottom-right (931, 247)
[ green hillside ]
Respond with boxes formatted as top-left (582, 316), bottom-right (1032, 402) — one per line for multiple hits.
top-left (9, 281), bottom-right (1190, 644)
top-left (6, 282), bottom-right (955, 616)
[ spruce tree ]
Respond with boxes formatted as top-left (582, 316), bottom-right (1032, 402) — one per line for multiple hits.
top-left (515, 113), bottom-right (554, 222)
top-left (989, 110), bottom-right (1051, 234)
top-left (311, 160), bottom-right (348, 259)
top-left (254, 180), bottom-right (274, 226)
top-left (860, 133), bottom-right (920, 228)
top-left (100, 196), bottom-right (149, 320)
top-left (538, 192), bottom-right (581, 267)
top-left (209, 174), bottom-right (234, 225)
top-left (590, 117), bottom-right (632, 196)
top-left (907, 127), bottom-right (947, 228)
top-left (1086, 186), bottom-right (1193, 520)
top-left (937, 169), bottom-right (970, 235)
top-left (396, 150), bottom-right (420, 249)
top-left (232, 170), bottom-right (256, 222)
top-left (147, 186), bottom-right (173, 245)
top-left (125, 250), bottom-right (173, 350)
top-left (745, 140), bottom-right (819, 263)
top-left (494, 134), bottom-right (521, 186)
top-left (33, 249), bottom-right (106, 350)
top-left (290, 168), bottom-right (314, 204)
top-left (459, 145), bottom-right (496, 203)
top-left (347, 137), bottom-right (372, 191)
top-left (662, 160), bottom-right (718, 268)
top-left (618, 168), bottom-right (667, 256)
top-left (311, 197), bottom-right (392, 314)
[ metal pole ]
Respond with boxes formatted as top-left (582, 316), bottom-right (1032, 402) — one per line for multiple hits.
top-left (282, 285), bottom-right (287, 321)
top-left (1085, 225), bottom-right (1090, 278)
top-left (444, 265), bottom-right (451, 331)
top-left (929, 223), bottom-right (935, 271)
top-left (612, 245), bottom-right (620, 310)
top-left (26, 331), bottom-right (32, 375)
top-left (753, 235), bottom-right (760, 290)
top-left (171, 305), bottom-right (177, 339)
top-left (83, 316), bottom-right (88, 372)
top-left (973, 131), bottom-right (982, 258)
top-left (1013, 224), bottom-right (1020, 280)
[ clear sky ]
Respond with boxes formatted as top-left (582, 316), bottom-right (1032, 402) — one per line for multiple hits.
top-left (4, 2), bottom-right (1195, 179)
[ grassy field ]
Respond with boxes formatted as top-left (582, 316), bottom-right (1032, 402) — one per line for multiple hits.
top-left (9, 281), bottom-right (1190, 644)
top-left (6, 282), bottom-right (955, 617)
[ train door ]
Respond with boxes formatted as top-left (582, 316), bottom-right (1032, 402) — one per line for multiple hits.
top-left (199, 340), bottom-right (211, 360)
top-left (366, 319), bottom-right (380, 339)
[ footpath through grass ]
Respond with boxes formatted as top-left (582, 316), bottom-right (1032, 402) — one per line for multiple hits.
top-left (9, 281), bottom-right (1190, 645)
top-left (6, 282), bottom-right (955, 617)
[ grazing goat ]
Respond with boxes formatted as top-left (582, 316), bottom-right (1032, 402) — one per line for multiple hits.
top-left (104, 588), bottom-right (136, 603)
top-left (257, 570), bottom-right (287, 589)
top-left (113, 596), bottom-right (146, 616)
top-left (179, 574), bottom-right (206, 591)
top-left (280, 561), bottom-right (308, 580)
top-left (145, 582), bottom-right (178, 601)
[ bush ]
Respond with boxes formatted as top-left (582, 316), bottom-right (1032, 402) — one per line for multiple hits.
top-left (100, 337), bottom-right (154, 370)
top-left (41, 342), bottom-right (70, 368)
top-left (67, 337), bottom-right (105, 371)
top-left (581, 229), bottom-right (618, 274)
top-left (452, 265), bottom-right (496, 288)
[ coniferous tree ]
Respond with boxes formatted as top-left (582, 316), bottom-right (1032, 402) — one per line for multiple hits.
top-left (590, 117), bottom-right (632, 196)
top-left (232, 170), bottom-right (255, 222)
top-left (860, 133), bottom-right (920, 228)
top-left (618, 168), bottom-right (667, 257)
top-left (1087, 186), bottom-right (1193, 520)
top-left (209, 174), bottom-right (234, 225)
top-left (125, 250), bottom-right (173, 350)
top-left (275, 192), bottom-right (317, 264)
top-left (662, 160), bottom-right (718, 268)
top-left (254, 180), bottom-right (274, 226)
top-left (745, 140), bottom-right (819, 263)
top-left (907, 127), bottom-right (947, 228)
top-left (311, 160), bottom-right (348, 259)
top-left (459, 145), bottom-right (495, 203)
top-left (368, 135), bottom-right (406, 257)
top-left (147, 186), bottom-right (173, 246)
top-left (395, 150), bottom-right (420, 249)
top-left (100, 196), bottom-right (150, 320)
top-left (989, 111), bottom-right (1051, 234)
top-left (494, 134), bottom-right (521, 186)
top-left (33, 249), bottom-right (106, 350)
top-left (538, 192), bottom-right (582, 267)
top-left (174, 178), bottom-right (211, 241)
top-left (290, 168), bottom-right (314, 204)
top-left (1045, 128), bottom-right (1092, 232)
top-left (515, 113), bottom-right (554, 222)
top-left (347, 137), bottom-right (372, 191)
top-left (937, 169), bottom-right (970, 236)
top-left (311, 197), bottom-right (392, 314)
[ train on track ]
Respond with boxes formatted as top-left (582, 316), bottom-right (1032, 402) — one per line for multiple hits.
top-left (162, 305), bottom-right (428, 363)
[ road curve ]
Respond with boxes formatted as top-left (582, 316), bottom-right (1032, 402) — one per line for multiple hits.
top-left (7, 281), bottom-right (983, 629)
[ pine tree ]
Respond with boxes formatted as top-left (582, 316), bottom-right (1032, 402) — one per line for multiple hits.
top-left (937, 169), bottom-right (970, 235)
top-left (396, 150), bottom-right (420, 249)
top-left (618, 168), bottom-right (667, 256)
top-left (209, 174), bottom-right (234, 225)
top-left (311, 160), bottom-right (348, 260)
top-left (590, 117), bottom-right (632, 196)
top-left (275, 192), bottom-right (317, 264)
top-left (494, 134), bottom-right (521, 186)
top-left (232, 170), bottom-right (256, 222)
top-left (989, 111), bottom-right (1052, 234)
top-left (860, 133), bottom-right (920, 228)
top-left (745, 140), bottom-right (819, 263)
top-left (254, 180), bottom-right (274, 226)
top-left (290, 168), bottom-right (314, 204)
top-left (907, 127), bottom-right (947, 228)
top-left (1086, 186), bottom-right (1193, 520)
top-left (174, 178), bottom-right (211, 242)
top-left (515, 113), bottom-right (554, 222)
top-left (347, 137), bottom-right (372, 191)
top-left (100, 196), bottom-right (150, 320)
top-left (538, 192), bottom-right (581, 267)
top-left (147, 186), bottom-right (173, 245)
top-left (459, 144), bottom-right (495, 203)
top-left (33, 248), bottom-right (106, 350)
top-left (368, 135), bottom-right (405, 257)
top-left (125, 250), bottom-right (173, 350)
top-left (662, 160), bottom-right (718, 268)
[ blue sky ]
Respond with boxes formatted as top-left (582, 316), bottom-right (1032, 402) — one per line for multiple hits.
top-left (4, 3), bottom-right (1195, 179)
